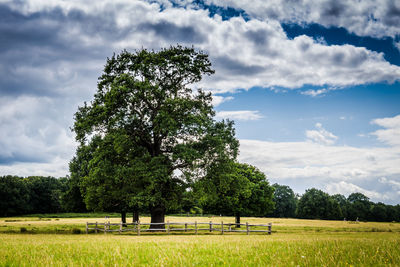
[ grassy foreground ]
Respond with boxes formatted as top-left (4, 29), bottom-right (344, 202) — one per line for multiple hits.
top-left (1, 215), bottom-right (399, 266)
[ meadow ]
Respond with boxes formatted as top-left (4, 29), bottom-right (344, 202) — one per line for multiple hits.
top-left (0, 214), bottom-right (399, 266)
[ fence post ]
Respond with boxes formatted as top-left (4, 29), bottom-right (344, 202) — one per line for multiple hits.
top-left (185, 223), bottom-right (187, 232)
top-left (246, 222), bottom-right (249, 235)
top-left (86, 222), bottom-right (88, 234)
top-left (119, 221), bottom-right (122, 234)
top-left (229, 224), bottom-right (232, 232)
top-left (167, 221), bottom-right (170, 235)
top-left (95, 222), bottom-right (98, 234)
top-left (137, 220), bottom-right (140, 236)
top-left (104, 222), bottom-right (107, 234)
top-left (221, 221), bottom-right (224, 235)
top-left (209, 221), bottom-right (212, 232)
top-left (195, 221), bottom-right (198, 235)
top-left (268, 223), bottom-right (272, 235)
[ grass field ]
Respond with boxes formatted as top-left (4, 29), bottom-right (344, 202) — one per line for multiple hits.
top-left (1, 215), bottom-right (399, 266)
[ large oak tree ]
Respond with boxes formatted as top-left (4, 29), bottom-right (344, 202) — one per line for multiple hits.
top-left (72, 46), bottom-right (238, 227)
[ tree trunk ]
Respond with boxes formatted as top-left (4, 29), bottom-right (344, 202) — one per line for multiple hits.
top-left (235, 213), bottom-right (241, 228)
top-left (133, 209), bottom-right (139, 223)
top-left (121, 211), bottom-right (127, 227)
top-left (150, 206), bottom-right (165, 230)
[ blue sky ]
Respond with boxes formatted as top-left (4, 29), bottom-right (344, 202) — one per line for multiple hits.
top-left (0, 0), bottom-right (399, 204)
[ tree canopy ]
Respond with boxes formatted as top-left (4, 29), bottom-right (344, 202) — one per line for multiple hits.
top-left (196, 162), bottom-right (274, 226)
top-left (270, 183), bottom-right (297, 218)
top-left (296, 188), bottom-right (342, 220)
top-left (72, 46), bottom-right (238, 226)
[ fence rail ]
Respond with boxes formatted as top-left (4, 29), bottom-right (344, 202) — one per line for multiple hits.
top-left (86, 221), bottom-right (272, 235)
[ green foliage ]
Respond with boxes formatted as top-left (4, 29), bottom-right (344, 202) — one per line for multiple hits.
top-left (25, 176), bottom-right (68, 214)
top-left (347, 192), bottom-right (371, 221)
top-left (197, 162), bottom-right (274, 218)
top-left (0, 176), bottom-right (30, 216)
top-left (296, 188), bottom-right (342, 220)
top-left (331, 194), bottom-right (348, 219)
top-left (0, 175), bottom-right (68, 216)
top-left (370, 202), bottom-right (387, 222)
top-left (270, 183), bottom-right (297, 218)
top-left (71, 46), bottom-right (238, 222)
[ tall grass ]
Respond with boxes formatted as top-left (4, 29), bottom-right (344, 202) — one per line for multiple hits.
top-left (0, 216), bottom-right (399, 266)
top-left (0, 233), bottom-right (399, 266)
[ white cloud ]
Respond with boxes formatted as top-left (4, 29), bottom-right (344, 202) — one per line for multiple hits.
top-left (238, 138), bottom-right (400, 202)
top-left (306, 123), bottom-right (338, 145)
top-left (2, 0), bottom-right (400, 95)
top-left (0, 96), bottom-right (76, 177)
top-left (237, 114), bottom-right (400, 203)
top-left (215, 110), bottom-right (263, 121)
top-left (395, 42), bottom-right (400, 52)
top-left (203, 0), bottom-right (400, 38)
top-left (239, 139), bottom-right (390, 181)
top-left (379, 177), bottom-right (400, 190)
top-left (371, 114), bottom-right (400, 146)
top-left (301, 86), bottom-right (343, 97)
top-left (212, 95), bottom-right (234, 107)
top-left (326, 181), bottom-right (389, 200)
top-left (301, 89), bottom-right (329, 97)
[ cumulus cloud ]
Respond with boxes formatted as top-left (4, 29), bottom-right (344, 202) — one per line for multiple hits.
top-left (238, 138), bottom-right (400, 202)
top-left (306, 123), bottom-right (338, 145)
top-left (395, 41), bottom-right (400, 52)
top-left (238, 114), bottom-right (400, 203)
top-left (212, 95), bottom-right (234, 107)
top-left (202, 0), bottom-right (400, 38)
top-left (215, 110), bottom-right (263, 121)
top-left (326, 181), bottom-right (389, 200)
top-left (301, 89), bottom-right (329, 97)
top-left (1, 0), bottom-right (399, 96)
top-left (0, 96), bottom-right (76, 176)
top-left (371, 114), bottom-right (400, 146)
top-left (203, 22), bottom-right (400, 92)
top-left (301, 86), bottom-right (343, 97)
top-left (379, 177), bottom-right (400, 190)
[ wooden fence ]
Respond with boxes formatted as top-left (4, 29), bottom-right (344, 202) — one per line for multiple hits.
top-left (86, 221), bottom-right (272, 235)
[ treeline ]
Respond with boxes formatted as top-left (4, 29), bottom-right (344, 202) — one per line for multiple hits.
top-left (1, 175), bottom-right (400, 222)
top-left (0, 175), bottom-right (86, 216)
top-left (271, 184), bottom-right (400, 222)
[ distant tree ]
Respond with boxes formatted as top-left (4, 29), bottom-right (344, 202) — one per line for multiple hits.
top-left (331, 194), bottom-right (348, 219)
top-left (370, 202), bottom-right (388, 222)
top-left (72, 46), bottom-right (238, 228)
top-left (270, 183), bottom-right (297, 218)
top-left (25, 176), bottom-right (66, 214)
top-left (0, 176), bottom-right (30, 216)
top-left (327, 196), bottom-right (343, 220)
top-left (197, 162), bottom-right (274, 227)
top-left (297, 188), bottom-right (342, 220)
top-left (61, 175), bottom-right (87, 213)
top-left (347, 192), bottom-right (371, 221)
top-left (395, 205), bottom-right (400, 222)
top-left (178, 189), bottom-right (199, 215)
top-left (385, 205), bottom-right (399, 222)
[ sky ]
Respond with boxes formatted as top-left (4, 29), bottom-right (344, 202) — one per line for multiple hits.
top-left (1, 0), bottom-right (400, 204)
